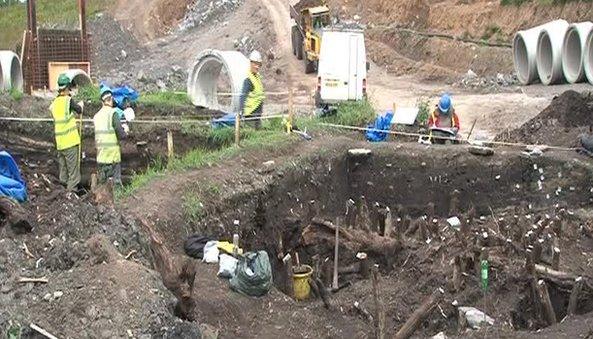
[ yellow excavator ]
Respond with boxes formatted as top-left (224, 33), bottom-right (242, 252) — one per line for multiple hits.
top-left (289, 0), bottom-right (331, 74)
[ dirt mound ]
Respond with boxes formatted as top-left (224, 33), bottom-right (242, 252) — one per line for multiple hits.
top-left (497, 90), bottom-right (593, 147)
top-left (538, 90), bottom-right (593, 128)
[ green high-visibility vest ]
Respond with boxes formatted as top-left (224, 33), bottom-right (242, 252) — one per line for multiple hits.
top-left (93, 106), bottom-right (121, 164)
top-left (243, 72), bottom-right (265, 116)
top-left (51, 96), bottom-right (80, 151)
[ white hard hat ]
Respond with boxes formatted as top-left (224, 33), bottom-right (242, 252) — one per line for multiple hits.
top-left (249, 50), bottom-right (262, 63)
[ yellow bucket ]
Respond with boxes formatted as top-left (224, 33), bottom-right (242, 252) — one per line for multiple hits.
top-left (293, 265), bottom-right (313, 301)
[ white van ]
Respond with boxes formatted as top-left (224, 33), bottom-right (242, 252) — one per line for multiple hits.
top-left (315, 28), bottom-right (368, 109)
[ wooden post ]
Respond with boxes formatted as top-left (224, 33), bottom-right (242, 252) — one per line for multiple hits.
top-left (371, 266), bottom-right (385, 339)
top-left (383, 208), bottom-right (393, 238)
top-left (394, 290), bottom-right (442, 339)
top-left (167, 129), bottom-right (174, 163)
top-left (283, 254), bottom-right (294, 298)
top-left (287, 88), bottom-right (294, 133)
top-left (90, 173), bottom-right (97, 192)
top-left (525, 246), bottom-right (535, 276)
top-left (452, 256), bottom-right (462, 292)
top-left (551, 247), bottom-right (560, 270)
top-left (536, 279), bottom-right (557, 325)
top-left (358, 252), bottom-right (370, 279)
top-left (234, 112), bottom-right (241, 147)
top-left (333, 217), bottom-right (341, 289)
top-left (567, 277), bottom-right (583, 316)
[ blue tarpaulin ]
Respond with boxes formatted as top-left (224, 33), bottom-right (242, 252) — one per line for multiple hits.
top-left (365, 110), bottom-right (394, 142)
top-left (211, 113), bottom-right (237, 129)
top-left (0, 151), bottom-right (27, 202)
top-left (99, 82), bottom-right (139, 109)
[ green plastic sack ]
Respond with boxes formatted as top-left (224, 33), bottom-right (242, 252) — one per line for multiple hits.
top-left (229, 250), bottom-right (273, 297)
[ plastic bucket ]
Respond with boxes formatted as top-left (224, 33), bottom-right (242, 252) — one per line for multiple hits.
top-left (292, 265), bottom-right (313, 301)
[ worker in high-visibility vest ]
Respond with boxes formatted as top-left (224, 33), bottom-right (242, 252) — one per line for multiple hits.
top-left (93, 87), bottom-right (127, 185)
top-left (427, 94), bottom-right (460, 143)
top-left (50, 74), bottom-right (84, 192)
top-left (239, 50), bottom-right (265, 129)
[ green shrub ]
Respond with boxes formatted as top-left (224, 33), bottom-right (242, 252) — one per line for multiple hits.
top-left (322, 100), bottom-right (376, 126)
top-left (416, 97), bottom-right (431, 125)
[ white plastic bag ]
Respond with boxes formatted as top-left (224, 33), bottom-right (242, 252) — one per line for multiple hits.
top-left (123, 107), bottom-right (135, 122)
top-left (202, 241), bottom-right (219, 264)
top-left (458, 307), bottom-right (494, 329)
top-left (218, 254), bottom-right (238, 279)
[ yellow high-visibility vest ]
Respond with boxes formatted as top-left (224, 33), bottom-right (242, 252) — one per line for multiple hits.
top-left (243, 72), bottom-right (265, 116)
top-left (51, 96), bottom-right (80, 151)
top-left (93, 106), bottom-right (121, 164)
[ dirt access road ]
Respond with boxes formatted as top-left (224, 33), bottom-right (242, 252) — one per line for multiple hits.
top-left (257, 0), bottom-right (588, 140)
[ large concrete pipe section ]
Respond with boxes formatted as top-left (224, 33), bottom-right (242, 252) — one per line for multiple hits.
top-left (513, 20), bottom-right (567, 85)
top-left (62, 69), bottom-right (92, 88)
top-left (562, 22), bottom-right (593, 84)
top-left (583, 27), bottom-right (593, 85)
top-left (536, 19), bottom-right (569, 85)
top-left (187, 49), bottom-right (249, 112)
top-left (0, 51), bottom-right (23, 92)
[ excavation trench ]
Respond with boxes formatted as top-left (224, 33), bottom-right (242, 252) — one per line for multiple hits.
top-left (183, 144), bottom-right (593, 334)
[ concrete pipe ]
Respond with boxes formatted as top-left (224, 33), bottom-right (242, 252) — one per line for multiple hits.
top-left (62, 69), bottom-right (92, 88)
top-left (0, 51), bottom-right (23, 92)
top-left (536, 20), bottom-right (569, 85)
top-left (562, 22), bottom-right (593, 84)
top-left (187, 49), bottom-right (249, 112)
top-left (583, 27), bottom-right (593, 85)
top-left (513, 20), bottom-right (568, 85)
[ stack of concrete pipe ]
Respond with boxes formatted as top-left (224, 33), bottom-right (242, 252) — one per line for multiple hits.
top-left (513, 19), bottom-right (593, 85)
top-left (0, 51), bottom-right (24, 92)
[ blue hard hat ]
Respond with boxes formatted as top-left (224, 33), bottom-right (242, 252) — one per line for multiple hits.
top-left (438, 94), bottom-right (452, 114)
top-left (99, 84), bottom-right (112, 100)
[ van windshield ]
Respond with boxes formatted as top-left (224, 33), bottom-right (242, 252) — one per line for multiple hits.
top-left (312, 15), bottom-right (330, 29)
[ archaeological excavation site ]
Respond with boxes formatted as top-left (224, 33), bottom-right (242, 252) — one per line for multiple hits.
top-left (2, 0), bottom-right (593, 338)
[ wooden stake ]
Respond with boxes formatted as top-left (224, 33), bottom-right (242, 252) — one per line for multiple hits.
top-left (18, 277), bottom-right (48, 284)
top-left (383, 208), bottom-right (393, 238)
top-left (167, 129), bottom-right (174, 162)
top-left (90, 173), bottom-right (97, 192)
top-left (567, 277), bottom-right (584, 316)
top-left (551, 247), bottom-right (560, 270)
top-left (358, 252), bottom-right (370, 279)
top-left (287, 88), bottom-right (294, 133)
top-left (536, 279), bottom-right (557, 325)
top-left (333, 217), bottom-right (341, 289)
top-left (371, 266), bottom-right (385, 339)
top-left (30, 323), bottom-right (58, 339)
top-left (283, 254), bottom-right (294, 298)
top-left (525, 247), bottom-right (535, 276)
top-left (234, 112), bottom-right (241, 147)
top-left (452, 256), bottom-right (462, 292)
top-left (394, 290), bottom-right (443, 339)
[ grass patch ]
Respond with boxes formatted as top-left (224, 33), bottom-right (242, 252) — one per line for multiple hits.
top-left (117, 128), bottom-right (290, 200)
top-left (321, 100), bottom-right (376, 127)
top-left (182, 191), bottom-right (204, 224)
top-left (481, 25), bottom-right (502, 41)
top-left (8, 88), bottom-right (23, 101)
top-left (416, 97), bottom-right (431, 125)
top-left (75, 86), bottom-right (192, 108)
top-left (138, 91), bottom-right (192, 108)
top-left (0, 0), bottom-right (112, 50)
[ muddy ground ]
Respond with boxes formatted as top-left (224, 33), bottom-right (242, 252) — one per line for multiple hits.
top-left (3, 97), bottom-right (593, 338)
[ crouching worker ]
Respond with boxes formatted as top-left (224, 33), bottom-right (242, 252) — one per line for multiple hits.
top-left (50, 74), bottom-right (83, 192)
top-left (427, 93), bottom-right (461, 144)
top-left (94, 87), bottom-right (127, 185)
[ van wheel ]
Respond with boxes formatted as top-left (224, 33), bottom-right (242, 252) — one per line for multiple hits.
top-left (291, 26), bottom-right (298, 56)
top-left (304, 58), bottom-right (315, 74)
top-left (296, 34), bottom-right (303, 60)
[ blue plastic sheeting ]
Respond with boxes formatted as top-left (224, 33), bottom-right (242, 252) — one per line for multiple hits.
top-left (211, 113), bottom-right (236, 129)
top-left (99, 82), bottom-right (139, 109)
top-left (365, 110), bottom-right (394, 142)
top-left (0, 151), bottom-right (27, 202)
